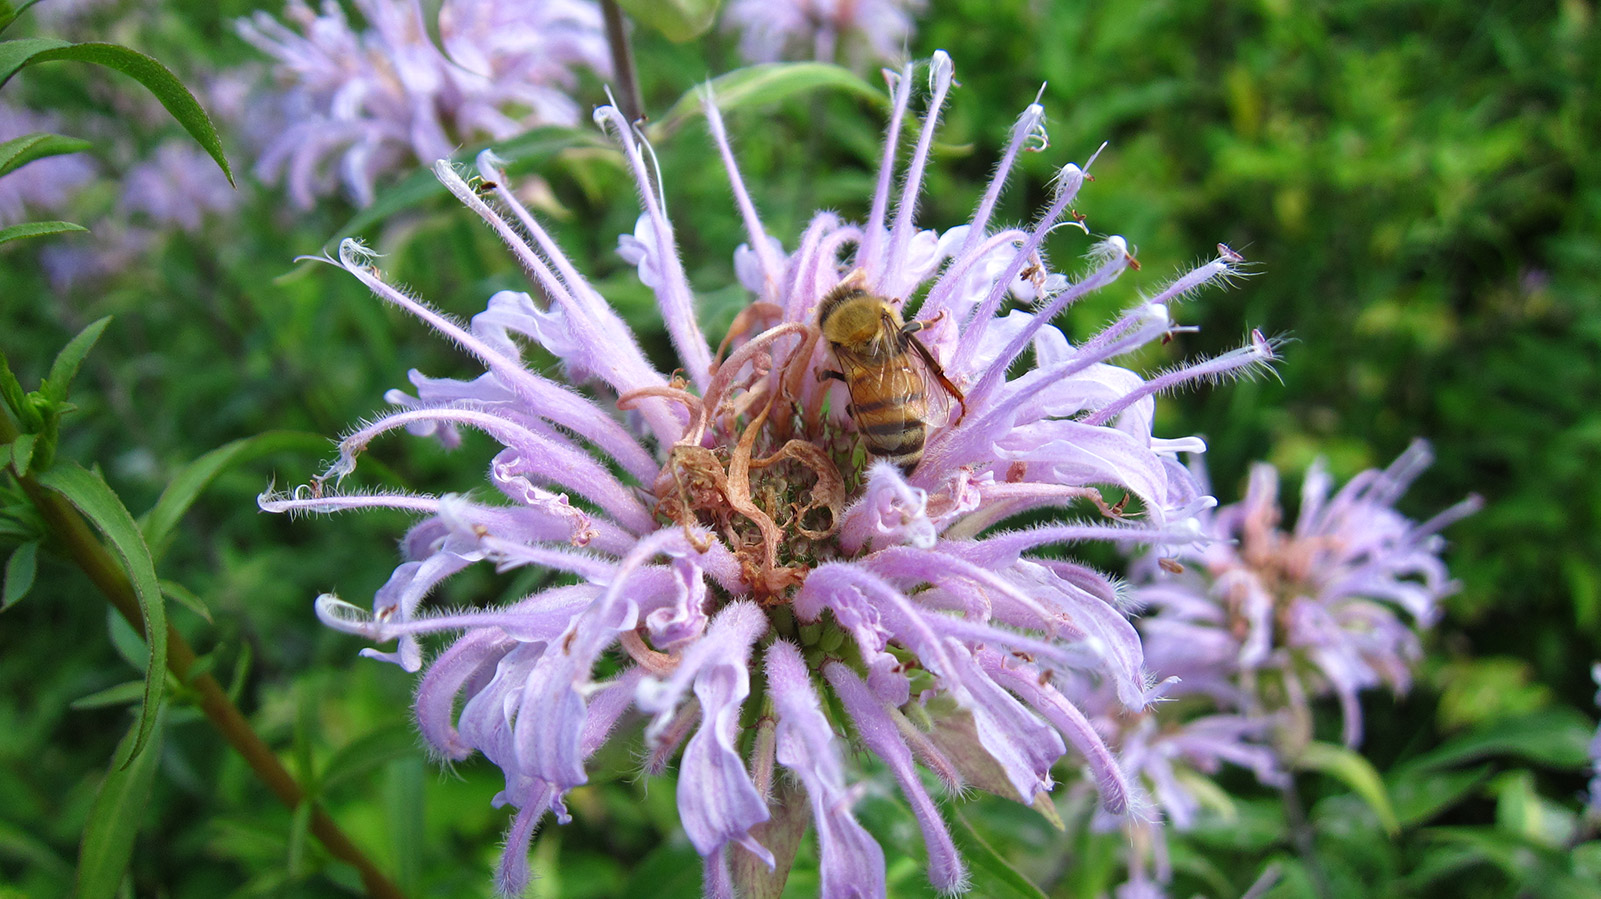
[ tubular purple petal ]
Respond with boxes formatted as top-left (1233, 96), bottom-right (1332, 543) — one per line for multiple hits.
top-left (594, 106), bottom-right (715, 389)
top-left (768, 642), bottom-right (887, 899)
top-left (825, 661), bottom-right (968, 894)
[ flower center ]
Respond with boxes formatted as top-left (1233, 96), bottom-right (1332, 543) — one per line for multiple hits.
top-left (627, 318), bottom-right (872, 604)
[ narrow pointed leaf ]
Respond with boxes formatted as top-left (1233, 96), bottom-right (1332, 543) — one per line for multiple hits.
top-left (0, 219), bottom-right (87, 245)
top-left (43, 316), bottom-right (111, 403)
top-left (0, 37), bottom-right (68, 82)
top-left (951, 810), bottom-right (1050, 899)
top-left (142, 430), bottom-right (329, 557)
top-left (649, 63), bottom-right (886, 141)
top-left (0, 131), bottom-right (91, 177)
top-left (1296, 741), bottom-right (1400, 834)
top-left (2, 538), bottom-right (37, 609)
top-left (0, 39), bottom-right (231, 184)
top-left (159, 578), bottom-right (211, 624)
top-left (70, 680), bottom-right (148, 711)
top-left (0, 350), bottom-right (33, 424)
top-left (615, 0), bottom-right (719, 42)
top-left (287, 801), bottom-right (313, 875)
top-left (9, 432), bottom-right (35, 475)
top-left (1402, 708), bottom-right (1593, 771)
top-left (318, 723), bottom-right (421, 795)
top-left (35, 462), bottom-right (167, 768)
top-left (75, 706), bottom-right (166, 899)
top-left (0, 1), bottom-right (49, 35)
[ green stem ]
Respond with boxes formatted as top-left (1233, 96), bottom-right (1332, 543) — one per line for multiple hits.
top-left (1, 415), bottom-right (408, 899)
top-left (1280, 774), bottom-right (1332, 899)
top-left (600, 0), bottom-right (646, 123)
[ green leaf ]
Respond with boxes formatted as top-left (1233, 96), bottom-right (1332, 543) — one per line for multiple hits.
top-left (159, 578), bottom-right (211, 624)
top-left (1389, 764), bottom-right (1493, 827)
top-left (106, 605), bottom-right (148, 672)
top-left (180, 650), bottom-right (216, 685)
top-left (951, 810), bottom-right (1050, 899)
top-left (615, 0), bottom-right (720, 42)
top-left (9, 432), bottom-right (34, 475)
top-left (649, 63), bottom-right (886, 142)
top-left (328, 124), bottom-right (601, 248)
top-left (0, 820), bottom-right (72, 882)
top-left (384, 756), bottom-right (425, 893)
top-left (0, 1), bottom-right (49, 35)
top-left (0, 349), bottom-right (32, 425)
top-left (0, 38), bottom-right (231, 184)
top-left (35, 463), bottom-right (167, 768)
top-left (1406, 708), bottom-right (1594, 772)
top-left (0, 219), bottom-right (87, 245)
top-left (69, 680), bottom-right (147, 711)
top-left (0, 131), bottom-right (91, 177)
top-left (1296, 741), bottom-right (1400, 834)
top-left (141, 430), bottom-right (329, 557)
top-left (2, 538), bottom-right (37, 609)
top-left (42, 315), bottom-right (110, 404)
top-left (75, 705), bottom-right (165, 899)
top-left (286, 800), bottom-right (313, 876)
top-left (317, 722), bottom-right (421, 795)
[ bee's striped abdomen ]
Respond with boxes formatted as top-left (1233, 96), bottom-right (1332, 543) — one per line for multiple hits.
top-left (847, 369), bottom-right (927, 473)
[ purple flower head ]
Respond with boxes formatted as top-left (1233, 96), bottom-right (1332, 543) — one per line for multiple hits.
top-left (264, 53), bottom-right (1274, 896)
top-left (723, 0), bottom-right (926, 67)
top-left (1132, 442), bottom-right (1481, 750)
top-left (237, 0), bottom-right (609, 207)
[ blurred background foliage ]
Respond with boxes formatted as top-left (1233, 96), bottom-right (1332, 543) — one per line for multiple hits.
top-left (1, 0), bottom-right (1597, 896)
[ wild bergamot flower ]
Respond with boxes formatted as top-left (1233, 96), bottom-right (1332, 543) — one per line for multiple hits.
top-left (237, 0), bottom-right (609, 207)
top-left (1131, 442), bottom-right (1481, 751)
top-left (263, 52), bottom-right (1276, 896)
top-left (724, 0), bottom-right (926, 68)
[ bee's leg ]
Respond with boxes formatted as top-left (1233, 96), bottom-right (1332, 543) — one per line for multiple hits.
top-left (817, 369), bottom-right (847, 383)
top-left (899, 309), bottom-right (948, 340)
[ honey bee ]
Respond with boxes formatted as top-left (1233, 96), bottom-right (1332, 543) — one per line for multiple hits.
top-left (817, 274), bottom-right (966, 474)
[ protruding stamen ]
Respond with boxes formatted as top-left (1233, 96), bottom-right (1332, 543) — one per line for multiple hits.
top-left (879, 51), bottom-right (955, 293)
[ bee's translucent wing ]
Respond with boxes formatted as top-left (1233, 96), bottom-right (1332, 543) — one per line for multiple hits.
top-left (903, 330), bottom-right (967, 431)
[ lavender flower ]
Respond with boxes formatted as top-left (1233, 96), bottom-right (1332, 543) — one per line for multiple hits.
top-left (263, 52), bottom-right (1274, 896)
top-left (34, 139), bottom-right (240, 292)
top-left (237, 0), bottom-right (609, 207)
top-left (1058, 664), bottom-right (1285, 898)
top-left (120, 140), bottom-right (240, 232)
top-left (724, 0), bottom-right (925, 67)
top-left (1589, 663), bottom-right (1601, 819)
top-left (1132, 443), bottom-right (1481, 751)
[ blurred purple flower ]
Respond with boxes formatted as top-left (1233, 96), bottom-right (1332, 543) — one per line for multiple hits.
top-left (1589, 663), bottom-right (1601, 818)
top-left (264, 52), bottom-right (1274, 896)
top-left (35, 139), bottom-right (239, 292)
top-left (120, 140), bottom-right (240, 232)
top-left (237, 0), bottom-right (609, 208)
top-left (1060, 665), bottom-right (1285, 897)
top-left (1132, 443), bottom-right (1480, 750)
top-left (724, 0), bottom-right (925, 67)
top-left (36, 224), bottom-right (151, 293)
top-left (0, 100), bottom-right (96, 226)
